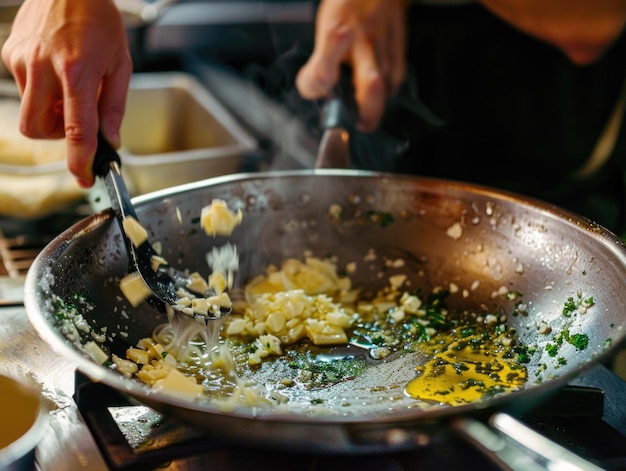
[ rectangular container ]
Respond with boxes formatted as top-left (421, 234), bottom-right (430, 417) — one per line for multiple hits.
top-left (0, 81), bottom-right (86, 219)
top-left (0, 3), bottom-right (21, 79)
top-left (119, 72), bottom-right (259, 195)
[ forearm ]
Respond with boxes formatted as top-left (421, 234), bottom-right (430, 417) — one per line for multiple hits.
top-left (477, 0), bottom-right (626, 64)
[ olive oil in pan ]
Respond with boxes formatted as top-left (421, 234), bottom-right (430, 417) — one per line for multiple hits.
top-left (405, 334), bottom-right (528, 405)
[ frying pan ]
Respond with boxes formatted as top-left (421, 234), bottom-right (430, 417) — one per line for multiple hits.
top-left (24, 170), bottom-right (626, 460)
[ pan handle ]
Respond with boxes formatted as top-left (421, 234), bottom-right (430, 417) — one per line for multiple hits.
top-left (452, 413), bottom-right (604, 471)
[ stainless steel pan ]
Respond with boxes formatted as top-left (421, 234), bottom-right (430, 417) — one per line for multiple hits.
top-left (24, 170), bottom-right (626, 460)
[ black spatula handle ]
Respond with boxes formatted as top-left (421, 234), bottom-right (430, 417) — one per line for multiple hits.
top-left (92, 131), bottom-right (122, 178)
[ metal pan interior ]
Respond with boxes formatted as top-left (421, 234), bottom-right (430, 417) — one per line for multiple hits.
top-left (23, 170), bottom-right (626, 450)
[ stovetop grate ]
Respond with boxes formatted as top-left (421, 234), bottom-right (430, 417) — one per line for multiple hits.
top-left (0, 202), bottom-right (92, 278)
top-left (0, 227), bottom-right (53, 277)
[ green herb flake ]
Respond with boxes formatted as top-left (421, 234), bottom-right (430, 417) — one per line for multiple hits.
top-left (515, 345), bottom-right (532, 364)
top-left (367, 210), bottom-right (394, 228)
top-left (546, 343), bottom-right (559, 357)
top-left (460, 327), bottom-right (475, 338)
top-left (568, 333), bottom-right (589, 351)
top-left (562, 297), bottom-right (577, 317)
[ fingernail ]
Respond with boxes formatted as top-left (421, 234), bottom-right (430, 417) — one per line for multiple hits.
top-left (110, 131), bottom-right (120, 148)
top-left (77, 177), bottom-right (93, 189)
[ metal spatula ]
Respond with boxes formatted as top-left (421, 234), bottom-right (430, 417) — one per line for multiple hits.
top-left (315, 97), bottom-right (353, 168)
top-left (92, 132), bottom-right (230, 320)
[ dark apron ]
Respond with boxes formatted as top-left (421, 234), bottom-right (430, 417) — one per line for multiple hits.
top-left (350, 2), bottom-right (626, 234)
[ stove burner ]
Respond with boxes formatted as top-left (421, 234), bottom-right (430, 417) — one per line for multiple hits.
top-left (0, 203), bottom-right (90, 277)
top-left (73, 371), bottom-right (626, 471)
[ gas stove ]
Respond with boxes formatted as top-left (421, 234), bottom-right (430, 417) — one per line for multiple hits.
top-left (73, 368), bottom-right (626, 471)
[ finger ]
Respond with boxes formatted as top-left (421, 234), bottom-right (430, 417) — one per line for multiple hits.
top-left (375, 35), bottom-right (390, 86)
top-left (386, 4), bottom-right (407, 95)
top-left (1, 44), bottom-right (27, 96)
top-left (98, 57), bottom-right (132, 149)
top-left (351, 35), bottom-right (386, 132)
top-left (61, 75), bottom-right (101, 188)
top-left (296, 23), bottom-right (354, 99)
top-left (19, 64), bottom-right (65, 139)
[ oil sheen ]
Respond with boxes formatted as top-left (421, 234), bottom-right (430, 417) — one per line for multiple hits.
top-left (405, 334), bottom-right (528, 405)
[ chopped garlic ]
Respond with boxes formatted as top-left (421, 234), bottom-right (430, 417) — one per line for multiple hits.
top-left (446, 222), bottom-right (463, 240)
top-left (187, 272), bottom-right (209, 294)
top-left (208, 271), bottom-right (228, 295)
top-left (83, 341), bottom-right (109, 364)
top-left (537, 321), bottom-right (552, 335)
top-left (388, 274), bottom-right (407, 290)
top-left (112, 354), bottom-right (139, 377)
top-left (150, 255), bottom-right (168, 272)
top-left (200, 199), bottom-right (243, 236)
top-left (122, 216), bottom-right (148, 247)
top-left (126, 347), bottom-right (150, 364)
top-left (154, 368), bottom-right (204, 400)
top-left (119, 271), bottom-right (152, 307)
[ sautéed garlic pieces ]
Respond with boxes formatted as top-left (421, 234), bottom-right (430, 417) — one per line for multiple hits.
top-left (121, 216), bottom-right (148, 246)
top-left (114, 199), bottom-right (243, 400)
top-left (117, 199), bottom-right (242, 316)
top-left (117, 337), bottom-right (204, 401)
top-left (226, 257), bottom-right (357, 364)
top-left (200, 199), bottom-right (243, 236)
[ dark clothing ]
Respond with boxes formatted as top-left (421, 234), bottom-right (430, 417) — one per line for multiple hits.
top-left (350, 3), bottom-right (626, 234)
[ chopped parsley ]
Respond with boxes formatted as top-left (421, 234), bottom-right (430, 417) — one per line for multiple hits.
top-left (545, 329), bottom-right (589, 356)
top-left (568, 333), bottom-right (589, 351)
top-left (563, 298), bottom-right (578, 317)
top-left (546, 342), bottom-right (560, 357)
top-left (562, 294), bottom-right (595, 317)
top-left (287, 352), bottom-right (368, 388)
top-left (514, 345), bottom-right (532, 364)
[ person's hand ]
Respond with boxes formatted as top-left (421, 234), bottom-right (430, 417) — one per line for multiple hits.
top-left (296, 0), bottom-right (409, 132)
top-left (1, 0), bottom-right (132, 188)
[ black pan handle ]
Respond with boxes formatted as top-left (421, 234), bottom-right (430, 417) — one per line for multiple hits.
top-left (93, 131), bottom-right (122, 178)
top-left (320, 65), bottom-right (358, 133)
